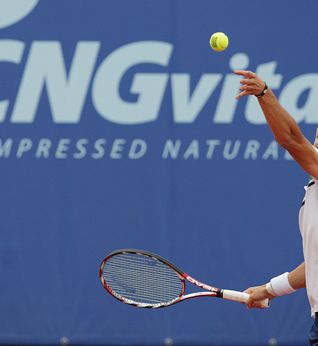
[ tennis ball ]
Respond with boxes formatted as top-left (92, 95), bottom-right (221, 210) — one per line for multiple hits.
top-left (210, 32), bottom-right (229, 52)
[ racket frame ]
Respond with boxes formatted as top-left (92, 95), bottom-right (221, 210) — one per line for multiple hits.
top-left (100, 249), bottom-right (226, 308)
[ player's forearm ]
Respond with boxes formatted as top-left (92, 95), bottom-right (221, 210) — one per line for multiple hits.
top-left (288, 262), bottom-right (306, 290)
top-left (258, 89), bottom-right (305, 149)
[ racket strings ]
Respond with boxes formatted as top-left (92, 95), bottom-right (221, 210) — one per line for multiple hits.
top-left (103, 253), bottom-right (183, 306)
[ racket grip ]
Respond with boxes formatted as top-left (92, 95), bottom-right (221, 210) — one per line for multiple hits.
top-left (222, 289), bottom-right (269, 308)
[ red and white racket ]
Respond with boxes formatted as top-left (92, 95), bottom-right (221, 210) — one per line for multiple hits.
top-left (99, 249), bottom-right (269, 308)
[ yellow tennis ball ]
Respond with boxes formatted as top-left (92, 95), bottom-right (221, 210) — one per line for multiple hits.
top-left (210, 32), bottom-right (229, 52)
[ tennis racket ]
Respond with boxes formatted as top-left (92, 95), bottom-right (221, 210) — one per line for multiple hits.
top-left (99, 249), bottom-right (269, 309)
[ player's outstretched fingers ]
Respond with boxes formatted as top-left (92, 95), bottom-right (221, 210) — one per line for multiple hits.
top-left (234, 70), bottom-right (256, 79)
top-left (239, 85), bottom-right (254, 91)
top-left (236, 90), bottom-right (252, 100)
top-left (233, 70), bottom-right (248, 77)
top-left (246, 71), bottom-right (256, 78)
top-left (240, 78), bottom-right (254, 85)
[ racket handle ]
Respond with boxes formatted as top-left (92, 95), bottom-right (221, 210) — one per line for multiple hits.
top-left (222, 289), bottom-right (269, 308)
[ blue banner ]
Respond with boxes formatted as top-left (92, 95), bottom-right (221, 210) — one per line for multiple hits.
top-left (0, 0), bottom-right (316, 344)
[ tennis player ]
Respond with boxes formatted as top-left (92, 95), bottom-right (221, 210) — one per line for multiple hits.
top-left (234, 69), bottom-right (318, 346)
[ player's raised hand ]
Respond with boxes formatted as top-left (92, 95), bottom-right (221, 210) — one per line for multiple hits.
top-left (234, 70), bottom-right (267, 100)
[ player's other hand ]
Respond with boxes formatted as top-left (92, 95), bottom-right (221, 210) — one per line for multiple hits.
top-left (234, 70), bottom-right (266, 100)
top-left (244, 284), bottom-right (275, 309)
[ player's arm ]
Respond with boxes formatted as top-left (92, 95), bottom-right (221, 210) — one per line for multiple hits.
top-left (234, 70), bottom-right (318, 180)
top-left (288, 262), bottom-right (306, 289)
top-left (245, 262), bottom-right (306, 309)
